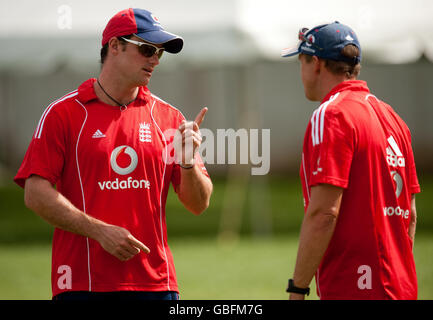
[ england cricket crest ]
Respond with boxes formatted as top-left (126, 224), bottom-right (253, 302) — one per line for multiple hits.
top-left (139, 122), bottom-right (152, 143)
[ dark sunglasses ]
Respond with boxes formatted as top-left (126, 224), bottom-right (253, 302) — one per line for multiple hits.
top-left (298, 28), bottom-right (323, 51)
top-left (121, 37), bottom-right (164, 59)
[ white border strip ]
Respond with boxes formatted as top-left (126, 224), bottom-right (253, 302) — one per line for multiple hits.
top-left (149, 100), bottom-right (171, 291)
top-left (74, 99), bottom-right (92, 292)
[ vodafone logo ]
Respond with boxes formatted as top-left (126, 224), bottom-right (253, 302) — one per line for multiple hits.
top-left (383, 135), bottom-right (408, 220)
top-left (391, 171), bottom-right (403, 198)
top-left (98, 145), bottom-right (150, 191)
top-left (110, 145), bottom-right (138, 175)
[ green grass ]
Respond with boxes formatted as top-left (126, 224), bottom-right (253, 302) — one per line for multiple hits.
top-left (172, 235), bottom-right (313, 300)
top-left (0, 234), bottom-right (432, 300)
top-left (0, 244), bottom-right (51, 299)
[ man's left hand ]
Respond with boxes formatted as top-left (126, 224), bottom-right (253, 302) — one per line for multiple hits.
top-left (174, 107), bottom-right (208, 166)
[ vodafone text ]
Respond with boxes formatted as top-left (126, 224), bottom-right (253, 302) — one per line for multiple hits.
top-left (383, 206), bottom-right (409, 219)
top-left (98, 177), bottom-right (150, 191)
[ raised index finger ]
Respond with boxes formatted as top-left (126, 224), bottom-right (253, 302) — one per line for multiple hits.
top-left (127, 234), bottom-right (150, 254)
top-left (194, 107), bottom-right (208, 128)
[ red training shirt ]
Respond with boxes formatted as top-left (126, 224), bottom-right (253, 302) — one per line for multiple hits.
top-left (300, 80), bottom-right (420, 299)
top-left (15, 78), bottom-right (209, 297)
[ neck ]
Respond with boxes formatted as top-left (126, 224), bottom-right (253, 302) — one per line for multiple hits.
top-left (316, 75), bottom-right (352, 102)
top-left (95, 69), bottom-right (139, 107)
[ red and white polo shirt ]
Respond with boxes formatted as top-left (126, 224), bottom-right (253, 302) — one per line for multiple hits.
top-left (300, 80), bottom-right (420, 299)
top-left (15, 78), bottom-right (209, 297)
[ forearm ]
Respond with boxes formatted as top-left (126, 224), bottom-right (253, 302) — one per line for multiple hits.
top-left (292, 212), bottom-right (337, 289)
top-left (289, 184), bottom-right (342, 300)
top-left (177, 166), bottom-right (212, 215)
top-left (409, 194), bottom-right (417, 243)
top-left (24, 175), bottom-right (104, 240)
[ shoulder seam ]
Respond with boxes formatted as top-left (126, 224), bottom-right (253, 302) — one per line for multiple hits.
top-left (150, 93), bottom-right (186, 120)
top-left (35, 90), bottom-right (78, 139)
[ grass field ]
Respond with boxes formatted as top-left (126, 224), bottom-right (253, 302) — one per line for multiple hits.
top-left (1, 174), bottom-right (432, 299)
top-left (1, 234), bottom-right (432, 300)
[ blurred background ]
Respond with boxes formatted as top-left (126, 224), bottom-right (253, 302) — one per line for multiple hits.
top-left (0, 0), bottom-right (432, 299)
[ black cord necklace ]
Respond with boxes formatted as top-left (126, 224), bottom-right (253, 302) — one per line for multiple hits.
top-left (97, 79), bottom-right (136, 111)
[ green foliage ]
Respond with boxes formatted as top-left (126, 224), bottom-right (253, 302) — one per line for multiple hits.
top-left (0, 183), bottom-right (53, 243)
top-left (1, 174), bottom-right (432, 243)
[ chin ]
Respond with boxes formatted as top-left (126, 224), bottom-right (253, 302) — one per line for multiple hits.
top-left (135, 78), bottom-right (150, 87)
top-left (304, 91), bottom-right (315, 101)
top-left (304, 88), bottom-right (319, 102)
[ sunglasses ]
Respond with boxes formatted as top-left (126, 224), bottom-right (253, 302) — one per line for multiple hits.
top-left (298, 28), bottom-right (323, 51)
top-left (121, 37), bottom-right (164, 59)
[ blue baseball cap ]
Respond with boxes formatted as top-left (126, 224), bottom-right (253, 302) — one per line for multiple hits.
top-left (102, 8), bottom-right (183, 54)
top-left (281, 21), bottom-right (361, 64)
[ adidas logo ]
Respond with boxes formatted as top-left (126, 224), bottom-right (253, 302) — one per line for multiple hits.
top-left (386, 135), bottom-right (405, 168)
top-left (92, 129), bottom-right (106, 139)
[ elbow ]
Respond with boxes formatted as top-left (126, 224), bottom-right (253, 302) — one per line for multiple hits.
top-left (319, 212), bottom-right (338, 227)
top-left (193, 186), bottom-right (212, 215)
top-left (24, 184), bottom-right (37, 211)
top-left (24, 176), bottom-right (46, 212)
top-left (410, 210), bottom-right (417, 226)
top-left (190, 199), bottom-right (210, 216)
top-left (181, 182), bottom-right (213, 216)
top-left (309, 207), bottom-right (339, 231)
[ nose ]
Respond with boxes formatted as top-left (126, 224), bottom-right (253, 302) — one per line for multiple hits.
top-left (148, 53), bottom-right (160, 66)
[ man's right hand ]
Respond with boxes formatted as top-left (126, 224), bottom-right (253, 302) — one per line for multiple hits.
top-left (24, 175), bottom-right (150, 262)
top-left (93, 223), bottom-right (150, 261)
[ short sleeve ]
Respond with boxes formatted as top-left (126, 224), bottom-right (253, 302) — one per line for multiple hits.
top-left (308, 108), bottom-right (355, 189)
top-left (406, 134), bottom-right (421, 195)
top-left (14, 108), bottom-right (66, 188)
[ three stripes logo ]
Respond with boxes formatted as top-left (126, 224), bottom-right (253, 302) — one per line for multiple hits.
top-left (92, 130), bottom-right (106, 138)
top-left (310, 93), bottom-right (340, 146)
top-left (386, 135), bottom-right (405, 168)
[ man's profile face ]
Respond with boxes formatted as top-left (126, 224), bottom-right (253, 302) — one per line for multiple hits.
top-left (298, 54), bottom-right (318, 102)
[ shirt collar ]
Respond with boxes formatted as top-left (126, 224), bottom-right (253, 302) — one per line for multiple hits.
top-left (321, 80), bottom-right (370, 104)
top-left (77, 78), bottom-right (150, 104)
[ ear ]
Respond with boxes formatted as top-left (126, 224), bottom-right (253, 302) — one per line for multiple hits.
top-left (108, 37), bottom-right (121, 56)
top-left (312, 56), bottom-right (322, 74)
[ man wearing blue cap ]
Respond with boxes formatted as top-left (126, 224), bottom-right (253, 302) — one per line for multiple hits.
top-left (15, 8), bottom-right (212, 300)
top-left (282, 22), bottom-right (420, 300)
